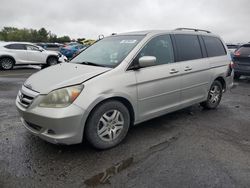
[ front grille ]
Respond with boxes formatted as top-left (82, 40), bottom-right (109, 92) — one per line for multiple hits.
top-left (18, 85), bottom-right (39, 108)
top-left (18, 91), bottom-right (34, 108)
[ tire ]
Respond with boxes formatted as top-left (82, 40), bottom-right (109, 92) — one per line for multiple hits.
top-left (47, 56), bottom-right (58, 66)
top-left (234, 74), bottom-right (240, 80)
top-left (200, 80), bottom-right (223, 109)
top-left (0, 57), bottom-right (14, 70)
top-left (85, 100), bottom-right (130, 149)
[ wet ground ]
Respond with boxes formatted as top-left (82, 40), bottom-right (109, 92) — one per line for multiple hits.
top-left (0, 67), bottom-right (250, 188)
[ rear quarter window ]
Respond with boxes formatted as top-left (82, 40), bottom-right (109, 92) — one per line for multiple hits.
top-left (4, 44), bottom-right (26, 50)
top-left (174, 34), bottom-right (203, 62)
top-left (202, 36), bottom-right (226, 57)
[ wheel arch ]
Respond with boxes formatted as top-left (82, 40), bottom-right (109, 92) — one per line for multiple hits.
top-left (82, 96), bottom-right (135, 140)
top-left (0, 55), bottom-right (16, 64)
top-left (86, 96), bottom-right (135, 126)
top-left (214, 76), bottom-right (226, 92)
top-left (46, 55), bottom-right (58, 64)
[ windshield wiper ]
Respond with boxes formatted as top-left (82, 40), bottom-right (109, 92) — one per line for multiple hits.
top-left (79, 61), bottom-right (107, 67)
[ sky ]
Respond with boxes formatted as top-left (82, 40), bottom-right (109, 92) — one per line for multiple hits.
top-left (0, 0), bottom-right (249, 43)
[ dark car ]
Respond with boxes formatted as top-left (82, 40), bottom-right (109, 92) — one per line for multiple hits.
top-left (233, 43), bottom-right (250, 79)
top-left (59, 44), bottom-right (86, 59)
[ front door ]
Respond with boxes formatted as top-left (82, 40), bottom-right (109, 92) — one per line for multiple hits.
top-left (26, 45), bottom-right (46, 64)
top-left (134, 34), bottom-right (181, 121)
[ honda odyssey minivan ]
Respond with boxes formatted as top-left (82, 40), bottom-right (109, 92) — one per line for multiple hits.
top-left (16, 28), bottom-right (234, 149)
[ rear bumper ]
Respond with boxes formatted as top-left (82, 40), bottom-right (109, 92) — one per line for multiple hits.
top-left (58, 55), bottom-right (68, 63)
top-left (234, 69), bottom-right (250, 76)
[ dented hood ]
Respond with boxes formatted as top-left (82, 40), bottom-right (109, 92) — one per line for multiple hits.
top-left (24, 63), bottom-right (111, 94)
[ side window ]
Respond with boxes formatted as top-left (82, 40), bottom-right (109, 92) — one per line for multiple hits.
top-left (202, 36), bottom-right (226, 57)
top-left (4, 44), bottom-right (26, 50)
top-left (26, 45), bottom-right (40, 51)
top-left (135, 34), bottom-right (174, 66)
top-left (175, 34), bottom-right (203, 61)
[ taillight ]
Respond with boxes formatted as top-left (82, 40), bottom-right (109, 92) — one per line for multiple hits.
top-left (227, 61), bottom-right (234, 77)
top-left (230, 61), bottom-right (234, 69)
top-left (234, 51), bottom-right (240, 56)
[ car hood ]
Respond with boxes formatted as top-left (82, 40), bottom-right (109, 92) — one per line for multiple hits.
top-left (24, 63), bottom-right (111, 94)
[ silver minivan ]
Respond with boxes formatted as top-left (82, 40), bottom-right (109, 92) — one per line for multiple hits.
top-left (16, 28), bottom-right (234, 149)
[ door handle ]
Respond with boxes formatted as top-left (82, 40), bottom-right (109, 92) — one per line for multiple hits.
top-left (184, 66), bottom-right (192, 71)
top-left (169, 69), bottom-right (179, 74)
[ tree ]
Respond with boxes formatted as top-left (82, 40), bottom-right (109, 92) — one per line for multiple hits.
top-left (0, 27), bottom-right (72, 43)
top-left (77, 38), bottom-right (86, 44)
top-left (37, 28), bottom-right (48, 42)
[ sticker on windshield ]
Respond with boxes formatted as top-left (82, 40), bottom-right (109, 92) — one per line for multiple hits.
top-left (120, 40), bottom-right (137, 44)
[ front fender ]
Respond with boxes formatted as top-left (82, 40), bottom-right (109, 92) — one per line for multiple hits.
top-left (76, 92), bottom-right (137, 136)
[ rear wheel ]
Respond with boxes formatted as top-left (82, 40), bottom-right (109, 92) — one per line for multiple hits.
top-left (85, 100), bottom-right (130, 149)
top-left (0, 57), bottom-right (14, 70)
top-left (200, 80), bottom-right (223, 109)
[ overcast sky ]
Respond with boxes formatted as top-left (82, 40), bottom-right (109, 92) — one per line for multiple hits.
top-left (0, 0), bottom-right (249, 43)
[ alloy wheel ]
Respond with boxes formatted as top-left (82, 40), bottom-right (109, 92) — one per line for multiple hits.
top-left (1, 58), bottom-right (13, 70)
top-left (208, 85), bottom-right (221, 104)
top-left (97, 110), bottom-right (124, 142)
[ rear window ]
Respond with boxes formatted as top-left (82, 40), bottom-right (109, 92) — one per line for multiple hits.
top-left (236, 46), bottom-right (250, 56)
top-left (203, 36), bottom-right (226, 57)
top-left (4, 44), bottom-right (26, 50)
top-left (174, 34), bottom-right (203, 61)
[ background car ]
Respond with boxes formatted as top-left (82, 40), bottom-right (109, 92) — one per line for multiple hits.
top-left (59, 44), bottom-right (86, 59)
top-left (226, 44), bottom-right (240, 53)
top-left (233, 43), bottom-right (250, 79)
top-left (0, 42), bottom-right (66, 70)
top-left (62, 42), bottom-right (80, 47)
top-left (36, 43), bottom-right (63, 51)
top-left (226, 43), bottom-right (240, 58)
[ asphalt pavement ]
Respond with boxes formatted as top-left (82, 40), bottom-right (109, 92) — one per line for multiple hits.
top-left (0, 68), bottom-right (250, 188)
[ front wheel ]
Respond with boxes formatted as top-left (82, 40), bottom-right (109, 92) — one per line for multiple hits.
top-left (85, 101), bottom-right (130, 149)
top-left (0, 57), bottom-right (14, 70)
top-left (47, 56), bottom-right (58, 66)
top-left (200, 80), bottom-right (223, 109)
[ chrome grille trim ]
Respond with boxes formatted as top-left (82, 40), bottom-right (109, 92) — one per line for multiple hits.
top-left (18, 85), bottom-right (40, 108)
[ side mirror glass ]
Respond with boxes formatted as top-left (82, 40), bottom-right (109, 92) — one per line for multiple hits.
top-left (138, 56), bottom-right (156, 68)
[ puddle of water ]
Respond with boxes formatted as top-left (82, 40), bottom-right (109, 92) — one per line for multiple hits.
top-left (84, 157), bottom-right (133, 186)
top-left (84, 134), bottom-right (180, 186)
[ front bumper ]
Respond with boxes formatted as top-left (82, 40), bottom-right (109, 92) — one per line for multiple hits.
top-left (58, 55), bottom-right (68, 63)
top-left (16, 92), bottom-right (86, 145)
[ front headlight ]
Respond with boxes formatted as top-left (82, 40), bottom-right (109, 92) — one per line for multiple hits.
top-left (39, 84), bottom-right (84, 108)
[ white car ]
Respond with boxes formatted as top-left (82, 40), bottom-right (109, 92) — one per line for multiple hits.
top-left (0, 42), bottom-right (67, 70)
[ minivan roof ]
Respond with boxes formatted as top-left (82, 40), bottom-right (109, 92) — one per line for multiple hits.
top-left (119, 29), bottom-right (218, 38)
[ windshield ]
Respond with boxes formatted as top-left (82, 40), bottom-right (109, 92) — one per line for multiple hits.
top-left (70, 35), bottom-right (144, 68)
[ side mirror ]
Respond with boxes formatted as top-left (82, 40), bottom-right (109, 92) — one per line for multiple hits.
top-left (138, 56), bottom-right (156, 68)
top-left (38, 47), bottom-right (44, 52)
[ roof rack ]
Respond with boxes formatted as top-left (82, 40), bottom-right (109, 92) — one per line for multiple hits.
top-left (175, 28), bottom-right (211, 33)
